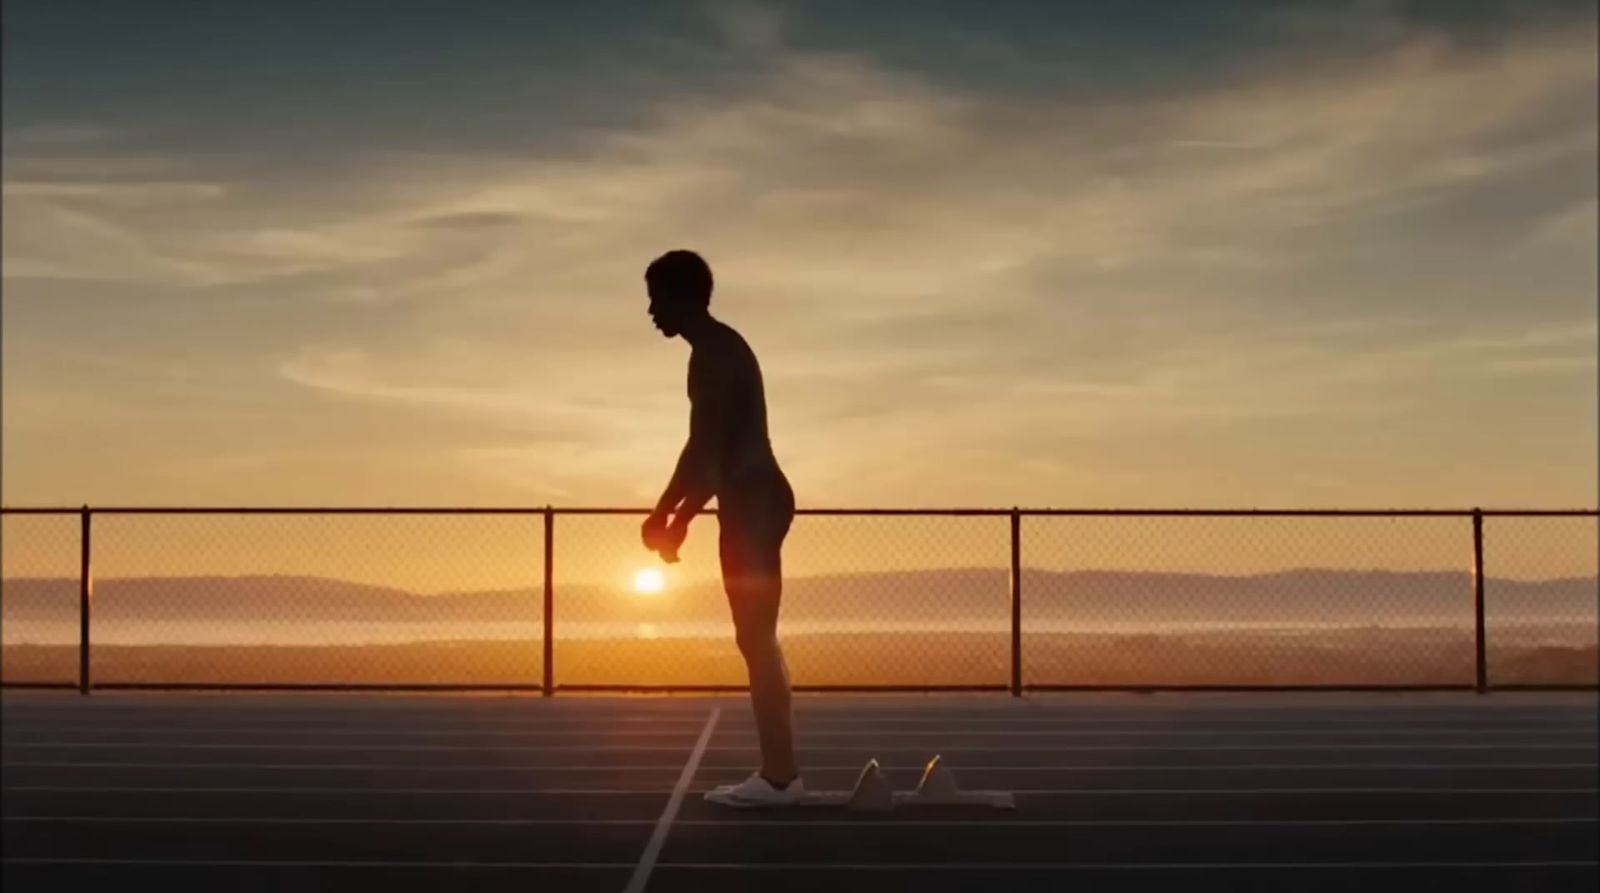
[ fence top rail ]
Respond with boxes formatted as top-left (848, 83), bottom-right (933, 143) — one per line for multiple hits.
top-left (1, 505), bottom-right (1595, 517)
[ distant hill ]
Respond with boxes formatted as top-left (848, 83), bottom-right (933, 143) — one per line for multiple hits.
top-left (2, 568), bottom-right (1593, 626)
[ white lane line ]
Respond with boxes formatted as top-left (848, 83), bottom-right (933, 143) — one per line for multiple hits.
top-left (3, 819), bottom-right (1587, 832)
top-left (3, 785), bottom-right (1592, 796)
top-left (0, 858), bottom-right (1592, 871)
top-left (2, 728), bottom-right (708, 739)
top-left (2, 743), bottom-right (695, 752)
top-left (3, 742), bottom-right (1588, 752)
top-left (4, 816), bottom-right (1592, 829)
top-left (1, 768), bottom-right (688, 774)
top-left (929, 788), bottom-right (1600, 795)
top-left (653, 861), bottom-right (1600, 870)
top-left (1, 825), bottom-right (656, 832)
top-left (672, 817), bottom-right (1600, 828)
top-left (5, 725), bottom-right (1592, 738)
top-left (623, 707), bottom-right (719, 893)
top-left (700, 763), bottom-right (1600, 772)
top-left (1, 786), bottom-right (661, 795)
top-left (5, 761), bottom-right (1595, 773)
top-left (0, 858), bottom-right (631, 869)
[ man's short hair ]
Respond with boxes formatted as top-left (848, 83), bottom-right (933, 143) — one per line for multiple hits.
top-left (645, 249), bottom-right (713, 309)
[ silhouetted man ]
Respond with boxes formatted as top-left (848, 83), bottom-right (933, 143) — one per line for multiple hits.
top-left (641, 249), bottom-right (801, 807)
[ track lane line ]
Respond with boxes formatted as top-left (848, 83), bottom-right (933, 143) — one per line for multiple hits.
top-left (623, 707), bottom-right (719, 893)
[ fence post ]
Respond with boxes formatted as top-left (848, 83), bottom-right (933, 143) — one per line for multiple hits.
top-left (79, 506), bottom-right (92, 697)
top-left (543, 507), bottom-right (554, 697)
top-left (1010, 508), bottom-right (1022, 697)
top-left (1472, 508), bottom-right (1487, 694)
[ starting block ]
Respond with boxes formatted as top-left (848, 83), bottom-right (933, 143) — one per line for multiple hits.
top-left (798, 755), bottom-right (1015, 811)
top-left (905, 754), bottom-right (1014, 808)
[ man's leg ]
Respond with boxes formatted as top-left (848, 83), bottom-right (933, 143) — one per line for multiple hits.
top-left (727, 569), bottom-right (797, 784)
top-left (704, 477), bottom-right (799, 806)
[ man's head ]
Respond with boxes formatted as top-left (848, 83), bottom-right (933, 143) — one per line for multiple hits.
top-left (645, 249), bottom-right (713, 338)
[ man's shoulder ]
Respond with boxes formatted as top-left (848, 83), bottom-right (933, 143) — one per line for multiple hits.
top-left (695, 321), bottom-right (756, 360)
top-left (711, 318), bottom-right (750, 346)
top-left (689, 324), bottom-right (756, 384)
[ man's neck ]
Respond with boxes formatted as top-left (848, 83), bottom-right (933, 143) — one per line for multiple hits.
top-left (679, 312), bottom-right (716, 347)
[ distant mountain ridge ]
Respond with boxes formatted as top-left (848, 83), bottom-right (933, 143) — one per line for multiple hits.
top-left (2, 568), bottom-right (1593, 625)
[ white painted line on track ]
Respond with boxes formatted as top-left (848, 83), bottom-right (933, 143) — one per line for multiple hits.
top-left (5, 725), bottom-right (1593, 738)
top-left (2, 728), bottom-right (710, 739)
top-left (623, 707), bottom-right (719, 893)
top-left (880, 787), bottom-right (1600, 795)
top-left (4, 785), bottom-right (1592, 796)
top-left (2, 816), bottom-right (653, 825)
top-left (703, 762), bottom-right (1600, 772)
top-left (651, 861), bottom-right (1600, 870)
top-left (0, 786), bottom-right (663, 795)
top-left (0, 768), bottom-right (681, 774)
top-left (4, 742), bottom-right (1588, 752)
top-left (672, 817), bottom-right (1600, 828)
top-left (5, 761), bottom-right (1595, 773)
top-left (1, 762), bottom-right (686, 771)
top-left (4, 816), bottom-right (1592, 829)
top-left (0, 858), bottom-right (1592, 871)
top-left (0, 858), bottom-right (631, 869)
top-left (3, 743), bottom-right (696, 752)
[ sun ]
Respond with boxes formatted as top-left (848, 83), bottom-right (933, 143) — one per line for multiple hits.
top-left (633, 567), bottom-right (666, 595)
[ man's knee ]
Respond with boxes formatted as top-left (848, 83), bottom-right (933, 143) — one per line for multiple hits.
top-left (734, 624), bottom-right (773, 657)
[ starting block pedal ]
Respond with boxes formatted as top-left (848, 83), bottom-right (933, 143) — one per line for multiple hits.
top-left (903, 754), bottom-right (1015, 808)
top-left (796, 757), bottom-right (893, 809)
top-left (847, 757), bottom-right (896, 811)
top-left (796, 755), bottom-right (1015, 811)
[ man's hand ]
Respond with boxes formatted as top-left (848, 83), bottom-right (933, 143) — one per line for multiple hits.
top-left (657, 518), bottom-right (688, 564)
top-left (641, 511), bottom-right (669, 551)
top-left (641, 511), bottom-right (687, 563)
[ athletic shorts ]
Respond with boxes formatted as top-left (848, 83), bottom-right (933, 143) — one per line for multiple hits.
top-left (718, 469), bottom-right (795, 588)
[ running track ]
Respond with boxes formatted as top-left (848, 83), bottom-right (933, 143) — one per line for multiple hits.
top-left (2, 692), bottom-right (1595, 891)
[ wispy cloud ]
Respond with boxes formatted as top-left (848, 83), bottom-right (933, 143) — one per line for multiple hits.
top-left (2, 2), bottom-right (1594, 506)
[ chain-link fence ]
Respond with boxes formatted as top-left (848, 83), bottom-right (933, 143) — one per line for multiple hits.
top-left (1, 507), bottom-right (1593, 692)
top-left (1481, 514), bottom-right (1599, 687)
top-left (1021, 514), bottom-right (1480, 687)
top-left (2, 510), bottom-right (544, 689)
top-left (0, 512), bottom-right (80, 685)
top-left (550, 512), bottom-right (1011, 689)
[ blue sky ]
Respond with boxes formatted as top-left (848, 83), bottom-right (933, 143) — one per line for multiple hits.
top-left (2, 0), bottom-right (1595, 508)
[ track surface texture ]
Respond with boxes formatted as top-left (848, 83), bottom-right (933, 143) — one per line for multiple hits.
top-left (3, 691), bottom-right (1595, 892)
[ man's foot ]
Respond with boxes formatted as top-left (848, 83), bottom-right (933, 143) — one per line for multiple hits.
top-left (704, 772), bottom-right (805, 808)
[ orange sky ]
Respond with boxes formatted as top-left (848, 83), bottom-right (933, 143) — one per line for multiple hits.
top-left (3, 511), bottom-right (1593, 591)
top-left (3, 2), bottom-right (1596, 529)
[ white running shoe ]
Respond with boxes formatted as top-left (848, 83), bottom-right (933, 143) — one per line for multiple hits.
top-left (704, 772), bottom-right (805, 808)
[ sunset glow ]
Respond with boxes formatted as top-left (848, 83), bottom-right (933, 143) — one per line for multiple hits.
top-left (633, 568), bottom-right (666, 596)
top-left (0, 3), bottom-right (1592, 512)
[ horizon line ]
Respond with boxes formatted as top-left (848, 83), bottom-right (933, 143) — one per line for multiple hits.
top-left (4, 505), bottom-right (1597, 517)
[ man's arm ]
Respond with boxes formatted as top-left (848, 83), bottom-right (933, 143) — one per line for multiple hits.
top-left (667, 353), bottom-right (727, 530)
top-left (651, 444), bottom-right (693, 519)
top-left (649, 352), bottom-right (727, 526)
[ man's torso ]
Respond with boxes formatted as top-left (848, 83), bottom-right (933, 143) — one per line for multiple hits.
top-left (690, 321), bottom-right (789, 516)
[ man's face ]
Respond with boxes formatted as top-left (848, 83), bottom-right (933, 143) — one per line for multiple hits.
top-left (647, 282), bottom-right (683, 338)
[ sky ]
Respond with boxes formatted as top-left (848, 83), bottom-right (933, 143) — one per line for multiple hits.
top-left (2, 0), bottom-right (1597, 513)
